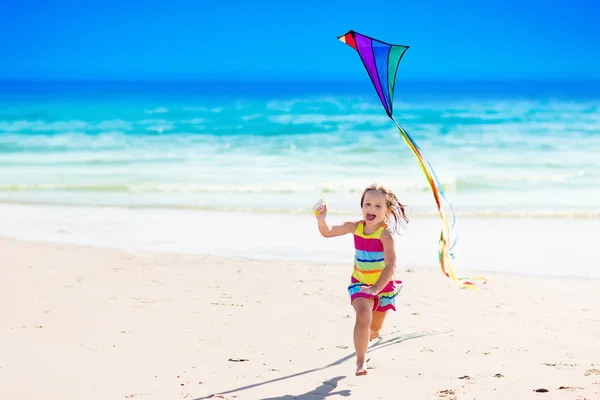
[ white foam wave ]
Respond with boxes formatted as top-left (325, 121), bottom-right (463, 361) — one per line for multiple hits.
top-left (265, 96), bottom-right (356, 113)
top-left (0, 131), bottom-right (130, 150)
top-left (181, 118), bottom-right (206, 124)
top-left (446, 122), bottom-right (600, 138)
top-left (458, 170), bottom-right (587, 185)
top-left (241, 114), bottom-right (262, 121)
top-left (431, 100), bottom-right (599, 122)
top-left (144, 107), bottom-right (168, 114)
top-left (268, 113), bottom-right (389, 125)
top-left (0, 119), bottom-right (133, 133)
top-left (182, 106), bottom-right (224, 113)
top-left (0, 198), bottom-right (599, 220)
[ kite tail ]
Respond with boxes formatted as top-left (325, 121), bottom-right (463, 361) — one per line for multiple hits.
top-left (390, 117), bottom-right (488, 289)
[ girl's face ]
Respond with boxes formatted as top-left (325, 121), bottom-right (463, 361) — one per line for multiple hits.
top-left (361, 190), bottom-right (389, 226)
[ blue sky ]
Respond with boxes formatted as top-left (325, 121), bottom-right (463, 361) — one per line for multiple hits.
top-left (1, 0), bottom-right (598, 80)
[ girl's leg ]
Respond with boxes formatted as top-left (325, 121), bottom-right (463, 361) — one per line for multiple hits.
top-left (369, 310), bottom-right (388, 341)
top-left (351, 297), bottom-right (374, 376)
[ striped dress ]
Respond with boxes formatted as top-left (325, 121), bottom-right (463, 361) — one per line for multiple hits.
top-left (347, 220), bottom-right (402, 312)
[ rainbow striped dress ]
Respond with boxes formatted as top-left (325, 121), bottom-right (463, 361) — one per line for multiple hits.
top-left (347, 220), bottom-right (402, 312)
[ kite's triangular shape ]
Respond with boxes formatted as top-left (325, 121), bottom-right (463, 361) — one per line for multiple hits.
top-left (338, 30), bottom-right (408, 117)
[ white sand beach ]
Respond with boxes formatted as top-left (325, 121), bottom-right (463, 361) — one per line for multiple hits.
top-left (1, 220), bottom-right (599, 399)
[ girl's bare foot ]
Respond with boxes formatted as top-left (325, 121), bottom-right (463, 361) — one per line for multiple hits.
top-left (355, 362), bottom-right (368, 376)
top-left (369, 330), bottom-right (380, 341)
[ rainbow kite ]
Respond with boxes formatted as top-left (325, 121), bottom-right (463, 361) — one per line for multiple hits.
top-left (338, 30), bottom-right (487, 289)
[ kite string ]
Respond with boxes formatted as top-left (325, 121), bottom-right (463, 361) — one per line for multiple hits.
top-left (390, 118), bottom-right (454, 276)
top-left (390, 117), bottom-right (488, 288)
top-left (400, 127), bottom-right (459, 252)
top-left (393, 120), bottom-right (458, 253)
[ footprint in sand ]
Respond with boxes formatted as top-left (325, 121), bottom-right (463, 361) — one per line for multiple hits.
top-left (585, 368), bottom-right (600, 376)
top-left (558, 386), bottom-right (585, 391)
top-left (436, 389), bottom-right (457, 400)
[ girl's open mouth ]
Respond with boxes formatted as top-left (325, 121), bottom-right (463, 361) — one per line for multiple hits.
top-left (366, 213), bottom-right (376, 221)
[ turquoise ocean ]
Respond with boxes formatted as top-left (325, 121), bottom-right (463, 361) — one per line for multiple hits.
top-left (1, 80), bottom-right (600, 279)
top-left (1, 79), bottom-right (599, 219)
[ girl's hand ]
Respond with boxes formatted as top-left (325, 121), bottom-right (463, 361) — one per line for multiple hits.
top-left (360, 285), bottom-right (381, 295)
top-left (314, 203), bottom-right (328, 219)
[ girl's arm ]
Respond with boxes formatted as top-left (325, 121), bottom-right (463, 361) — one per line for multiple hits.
top-left (315, 204), bottom-right (358, 237)
top-left (318, 218), bottom-right (358, 238)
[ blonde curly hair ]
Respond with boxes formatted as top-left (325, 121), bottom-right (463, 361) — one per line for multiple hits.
top-left (360, 183), bottom-right (409, 234)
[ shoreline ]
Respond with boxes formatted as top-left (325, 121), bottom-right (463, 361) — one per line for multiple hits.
top-left (1, 202), bottom-right (599, 281)
top-left (2, 198), bottom-right (600, 220)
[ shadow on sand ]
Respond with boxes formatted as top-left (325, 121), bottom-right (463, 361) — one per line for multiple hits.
top-left (195, 328), bottom-right (451, 400)
top-left (261, 376), bottom-right (351, 400)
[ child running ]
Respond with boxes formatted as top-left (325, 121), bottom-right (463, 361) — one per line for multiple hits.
top-left (314, 183), bottom-right (409, 376)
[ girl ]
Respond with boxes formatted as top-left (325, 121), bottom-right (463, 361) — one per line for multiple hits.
top-left (314, 183), bottom-right (409, 376)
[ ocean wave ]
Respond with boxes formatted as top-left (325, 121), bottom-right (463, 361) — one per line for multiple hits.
top-left (0, 180), bottom-right (443, 194)
top-left (0, 132), bottom-right (132, 152)
top-left (268, 113), bottom-right (390, 126)
top-left (182, 106), bottom-right (224, 113)
top-left (0, 155), bottom-right (189, 166)
top-left (0, 119), bottom-right (133, 133)
top-left (0, 184), bottom-right (132, 192)
top-left (144, 107), bottom-right (168, 114)
top-left (0, 170), bottom-right (592, 195)
top-left (1, 100), bottom-right (598, 140)
top-left (1, 93), bottom-right (598, 218)
top-left (264, 96), bottom-right (358, 113)
top-left (0, 198), bottom-right (599, 220)
top-left (454, 170), bottom-right (588, 188)
top-left (0, 182), bottom-right (370, 194)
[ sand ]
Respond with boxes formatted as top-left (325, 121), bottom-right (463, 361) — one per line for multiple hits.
top-left (1, 235), bottom-right (599, 400)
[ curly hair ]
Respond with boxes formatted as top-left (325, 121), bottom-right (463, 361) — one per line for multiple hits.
top-left (360, 183), bottom-right (409, 234)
